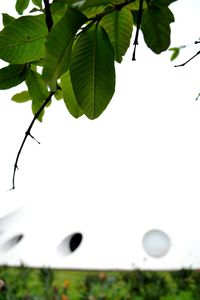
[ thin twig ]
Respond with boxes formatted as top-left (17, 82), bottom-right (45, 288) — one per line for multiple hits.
top-left (174, 50), bottom-right (200, 67)
top-left (11, 92), bottom-right (54, 190)
top-left (132, 0), bottom-right (143, 61)
top-left (195, 93), bottom-right (200, 101)
top-left (10, 1), bottom-right (55, 189)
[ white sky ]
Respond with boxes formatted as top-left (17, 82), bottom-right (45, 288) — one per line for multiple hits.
top-left (0, 0), bottom-right (200, 270)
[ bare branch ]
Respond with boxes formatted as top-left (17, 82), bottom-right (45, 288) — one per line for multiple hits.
top-left (174, 50), bottom-right (200, 67)
top-left (11, 92), bottom-right (55, 190)
top-left (132, 0), bottom-right (143, 61)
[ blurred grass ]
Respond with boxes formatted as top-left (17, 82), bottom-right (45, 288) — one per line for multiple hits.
top-left (1, 266), bottom-right (200, 299)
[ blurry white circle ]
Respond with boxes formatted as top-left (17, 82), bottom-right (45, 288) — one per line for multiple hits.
top-left (142, 229), bottom-right (171, 258)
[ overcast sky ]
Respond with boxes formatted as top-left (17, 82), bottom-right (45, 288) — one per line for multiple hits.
top-left (0, 0), bottom-right (200, 270)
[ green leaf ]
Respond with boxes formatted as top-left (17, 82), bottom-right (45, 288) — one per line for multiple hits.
top-left (0, 15), bottom-right (48, 64)
top-left (26, 69), bottom-right (49, 121)
top-left (141, 6), bottom-right (174, 54)
top-left (54, 88), bottom-right (63, 100)
top-left (43, 8), bottom-right (87, 90)
top-left (31, 0), bottom-right (42, 9)
top-left (50, 0), bottom-right (68, 16)
top-left (2, 14), bottom-right (15, 27)
top-left (151, 0), bottom-right (177, 6)
top-left (100, 7), bottom-right (133, 63)
top-left (0, 64), bottom-right (28, 90)
top-left (67, 0), bottom-right (111, 10)
top-left (79, 5), bottom-right (108, 18)
top-left (126, 0), bottom-right (147, 10)
top-left (70, 24), bottom-right (115, 119)
top-left (12, 90), bottom-right (31, 103)
top-left (61, 71), bottom-right (83, 118)
top-left (15, 0), bottom-right (30, 15)
top-left (169, 47), bottom-right (180, 61)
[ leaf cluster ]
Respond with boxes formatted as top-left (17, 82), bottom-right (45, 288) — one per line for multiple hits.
top-left (0, 0), bottom-right (177, 120)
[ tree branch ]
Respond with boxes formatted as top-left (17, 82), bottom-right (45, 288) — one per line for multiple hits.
top-left (10, 1), bottom-right (55, 190)
top-left (11, 92), bottom-right (55, 190)
top-left (174, 50), bottom-right (200, 67)
top-left (132, 0), bottom-right (143, 61)
top-left (43, 0), bottom-right (53, 31)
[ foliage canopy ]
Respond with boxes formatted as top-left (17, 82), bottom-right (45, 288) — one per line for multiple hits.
top-left (0, 0), bottom-right (177, 120)
top-left (0, 0), bottom-right (178, 188)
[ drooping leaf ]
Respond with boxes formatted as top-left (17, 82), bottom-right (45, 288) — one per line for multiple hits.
top-left (2, 14), bottom-right (15, 27)
top-left (26, 69), bottom-right (49, 121)
top-left (15, 0), bottom-right (30, 15)
top-left (141, 6), bottom-right (174, 54)
top-left (70, 24), bottom-right (115, 119)
top-left (12, 90), bottom-right (31, 103)
top-left (61, 71), bottom-right (83, 118)
top-left (43, 8), bottom-right (87, 90)
top-left (0, 15), bottom-right (48, 64)
top-left (100, 7), bottom-right (133, 63)
top-left (0, 64), bottom-right (28, 90)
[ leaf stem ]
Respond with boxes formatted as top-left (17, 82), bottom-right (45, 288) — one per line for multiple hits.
top-left (43, 0), bottom-right (53, 31)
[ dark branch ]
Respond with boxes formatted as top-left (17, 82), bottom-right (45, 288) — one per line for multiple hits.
top-left (11, 92), bottom-right (55, 190)
top-left (174, 50), bottom-right (200, 67)
top-left (43, 0), bottom-right (53, 31)
top-left (132, 0), bottom-right (143, 61)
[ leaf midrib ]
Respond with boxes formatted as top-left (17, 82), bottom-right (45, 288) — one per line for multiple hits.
top-left (92, 25), bottom-right (97, 117)
top-left (0, 34), bottom-right (47, 49)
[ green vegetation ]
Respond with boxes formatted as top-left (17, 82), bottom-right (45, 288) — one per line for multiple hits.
top-left (0, 0), bottom-right (177, 120)
top-left (0, 0), bottom-right (180, 188)
top-left (1, 266), bottom-right (200, 299)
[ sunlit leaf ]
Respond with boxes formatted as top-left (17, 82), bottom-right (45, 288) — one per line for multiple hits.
top-left (70, 24), bottom-right (115, 119)
top-left (15, 0), bottom-right (30, 15)
top-left (0, 15), bottom-right (47, 64)
top-left (26, 69), bottom-right (49, 121)
top-left (43, 8), bottom-right (87, 90)
top-left (61, 71), bottom-right (83, 118)
top-left (0, 64), bottom-right (28, 90)
top-left (12, 90), bottom-right (31, 103)
top-left (100, 7), bottom-right (133, 63)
